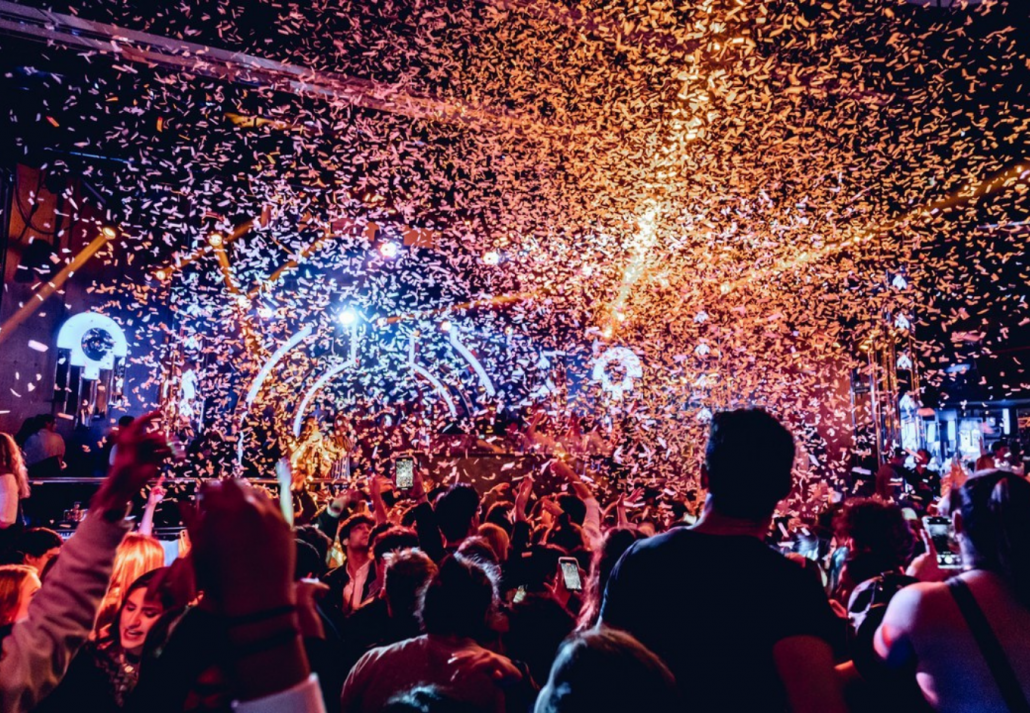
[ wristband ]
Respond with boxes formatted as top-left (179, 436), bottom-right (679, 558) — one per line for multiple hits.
top-left (226, 605), bottom-right (297, 627)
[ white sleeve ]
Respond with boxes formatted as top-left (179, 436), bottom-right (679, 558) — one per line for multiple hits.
top-left (233, 674), bottom-right (326, 713)
top-left (0, 512), bottom-right (130, 713)
top-left (0, 474), bottom-right (18, 527)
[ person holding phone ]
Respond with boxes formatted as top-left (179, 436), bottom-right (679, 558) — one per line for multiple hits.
top-left (875, 471), bottom-right (1030, 711)
top-left (394, 457), bottom-right (415, 491)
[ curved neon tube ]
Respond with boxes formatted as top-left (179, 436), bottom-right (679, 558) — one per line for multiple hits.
top-left (449, 328), bottom-right (495, 397)
top-left (409, 332), bottom-right (458, 417)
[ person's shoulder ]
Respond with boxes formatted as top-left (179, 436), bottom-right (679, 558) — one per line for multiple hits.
top-left (613, 527), bottom-right (703, 571)
top-left (886, 579), bottom-right (953, 621)
top-left (628, 525), bottom-right (688, 551)
top-left (890, 579), bottom-right (950, 611)
top-left (352, 635), bottom-right (413, 671)
top-left (880, 579), bottom-right (947, 637)
top-left (748, 544), bottom-right (827, 589)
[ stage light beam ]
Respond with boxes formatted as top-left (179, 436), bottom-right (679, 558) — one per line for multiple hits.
top-left (379, 241), bottom-right (401, 258)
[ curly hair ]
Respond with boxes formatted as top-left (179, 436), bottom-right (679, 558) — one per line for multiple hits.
top-left (834, 498), bottom-right (915, 570)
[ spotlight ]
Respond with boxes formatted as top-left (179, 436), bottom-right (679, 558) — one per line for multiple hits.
top-left (379, 241), bottom-right (400, 258)
top-left (154, 269), bottom-right (168, 281)
top-left (101, 226), bottom-right (117, 238)
top-left (482, 250), bottom-right (501, 265)
top-left (440, 320), bottom-right (451, 332)
top-left (339, 308), bottom-right (358, 326)
top-left (257, 305), bottom-right (275, 319)
top-left (208, 232), bottom-right (224, 248)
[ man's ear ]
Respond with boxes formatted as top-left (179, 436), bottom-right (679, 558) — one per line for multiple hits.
top-left (342, 538), bottom-right (349, 547)
top-left (952, 509), bottom-right (963, 536)
top-left (700, 464), bottom-right (709, 490)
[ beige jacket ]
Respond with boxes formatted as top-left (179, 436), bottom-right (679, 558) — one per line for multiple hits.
top-left (0, 512), bottom-right (129, 713)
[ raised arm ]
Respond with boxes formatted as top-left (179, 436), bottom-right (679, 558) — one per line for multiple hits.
top-left (137, 475), bottom-right (166, 536)
top-left (0, 413), bottom-right (172, 713)
top-left (369, 476), bottom-right (390, 527)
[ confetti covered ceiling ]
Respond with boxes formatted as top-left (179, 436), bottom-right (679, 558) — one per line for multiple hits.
top-left (1, 0), bottom-right (1028, 489)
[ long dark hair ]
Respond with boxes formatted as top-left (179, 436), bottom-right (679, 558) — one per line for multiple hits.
top-left (106, 568), bottom-right (169, 650)
top-left (958, 471), bottom-right (1030, 608)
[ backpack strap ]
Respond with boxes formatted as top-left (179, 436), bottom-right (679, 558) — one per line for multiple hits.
top-left (948, 577), bottom-right (1030, 713)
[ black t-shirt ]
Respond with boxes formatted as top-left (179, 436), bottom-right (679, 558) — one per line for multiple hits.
top-left (599, 528), bottom-right (839, 712)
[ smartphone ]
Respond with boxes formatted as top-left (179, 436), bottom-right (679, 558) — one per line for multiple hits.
top-left (559, 557), bottom-right (583, 591)
top-left (395, 457), bottom-right (414, 489)
top-left (513, 586), bottom-right (527, 604)
top-left (922, 516), bottom-right (963, 569)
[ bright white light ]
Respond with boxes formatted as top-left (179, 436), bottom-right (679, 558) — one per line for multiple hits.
top-left (482, 250), bottom-right (501, 265)
top-left (208, 232), bottom-right (224, 248)
top-left (440, 320), bottom-right (451, 332)
top-left (257, 305), bottom-right (275, 319)
top-left (339, 308), bottom-right (358, 326)
top-left (379, 241), bottom-right (400, 258)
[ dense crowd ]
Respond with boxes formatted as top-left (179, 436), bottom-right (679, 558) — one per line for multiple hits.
top-left (0, 408), bottom-right (1028, 713)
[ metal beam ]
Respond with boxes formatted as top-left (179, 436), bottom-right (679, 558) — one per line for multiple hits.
top-left (0, 0), bottom-right (550, 134)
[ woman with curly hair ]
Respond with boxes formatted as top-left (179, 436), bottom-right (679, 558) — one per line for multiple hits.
top-left (833, 498), bottom-right (916, 606)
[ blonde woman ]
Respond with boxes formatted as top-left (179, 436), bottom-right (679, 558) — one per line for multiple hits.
top-left (0, 433), bottom-right (31, 557)
top-left (0, 565), bottom-right (41, 631)
top-left (92, 533), bottom-right (164, 639)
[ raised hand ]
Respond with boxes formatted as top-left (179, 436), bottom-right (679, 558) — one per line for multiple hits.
top-left (906, 528), bottom-right (949, 583)
top-left (514, 476), bottom-right (534, 522)
top-left (187, 479), bottom-right (312, 703)
top-left (188, 479), bottom-right (295, 618)
top-left (411, 460), bottom-right (428, 504)
top-left (93, 411), bottom-right (173, 516)
top-left (147, 476), bottom-right (167, 505)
